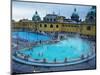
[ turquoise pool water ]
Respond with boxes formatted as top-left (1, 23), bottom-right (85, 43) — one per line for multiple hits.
top-left (18, 38), bottom-right (91, 62)
top-left (12, 31), bottom-right (92, 63)
top-left (12, 31), bottom-right (51, 41)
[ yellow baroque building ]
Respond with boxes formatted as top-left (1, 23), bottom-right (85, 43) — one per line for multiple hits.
top-left (12, 7), bottom-right (96, 37)
top-left (12, 21), bottom-right (96, 36)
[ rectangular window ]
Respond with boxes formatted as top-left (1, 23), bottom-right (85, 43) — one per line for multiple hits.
top-left (87, 26), bottom-right (91, 30)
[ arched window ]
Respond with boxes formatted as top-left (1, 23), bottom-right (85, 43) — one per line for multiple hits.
top-left (54, 19), bottom-right (56, 22)
top-left (50, 24), bottom-right (53, 28)
top-left (40, 24), bottom-right (42, 27)
top-left (44, 24), bottom-right (47, 27)
top-left (56, 25), bottom-right (58, 28)
top-left (50, 19), bottom-right (52, 22)
top-left (44, 18), bottom-right (46, 21)
top-left (47, 18), bottom-right (49, 21)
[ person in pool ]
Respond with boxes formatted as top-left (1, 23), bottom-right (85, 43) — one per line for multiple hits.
top-left (38, 52), bottom-right (44, 57)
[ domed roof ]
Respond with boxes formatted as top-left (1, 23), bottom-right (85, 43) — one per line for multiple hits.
top-left (86, 6), bottom-right (96, 18)
top-left (71, 8), bottom-right (79, 18)
top-left (85, 6), bottom-right (96, 23)
top-left (32, 11), bottom-right (41, 22)
top-left (71, 8), bottom-right (79, 22)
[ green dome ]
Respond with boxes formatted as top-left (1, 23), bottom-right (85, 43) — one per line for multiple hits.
top-left (71, 13), bottom-right (79, 18)
top-left (85, 6), bottom-right (96, 23)
top-left (71, 8), bottom-right (79, 22)
top-left (32, 11), bottom-right (41, 22)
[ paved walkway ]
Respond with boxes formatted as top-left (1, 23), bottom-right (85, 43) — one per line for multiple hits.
top-left (12, 56), bottom-right (96, 74)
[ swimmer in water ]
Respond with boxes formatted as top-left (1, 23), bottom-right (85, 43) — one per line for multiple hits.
top-left (41, 52), bottom-right (44, 57)
top-left (38, 52), bottom-right (43, 57)
top-left (38, 53), bottom-right (40, 56)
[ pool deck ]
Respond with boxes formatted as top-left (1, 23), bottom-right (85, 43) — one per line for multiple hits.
top-left (12, 53), bottom-right (95, 66)
top-left (12, 56), bottom-right (96, 74)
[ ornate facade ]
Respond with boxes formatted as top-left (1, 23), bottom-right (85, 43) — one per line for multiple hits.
top-left (12, 8), bottom-right (96, 37)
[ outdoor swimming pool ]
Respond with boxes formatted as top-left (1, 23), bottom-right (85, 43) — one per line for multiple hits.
top-left (12, 31), bottom-right (95, 66)
top-left (18, 38), bottom-right (92, 61)
top-left (12, 31), bottom-right (51, 41)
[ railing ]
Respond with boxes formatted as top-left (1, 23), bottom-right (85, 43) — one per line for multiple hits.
top-left (13, 49), bottom-right (95, 66)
